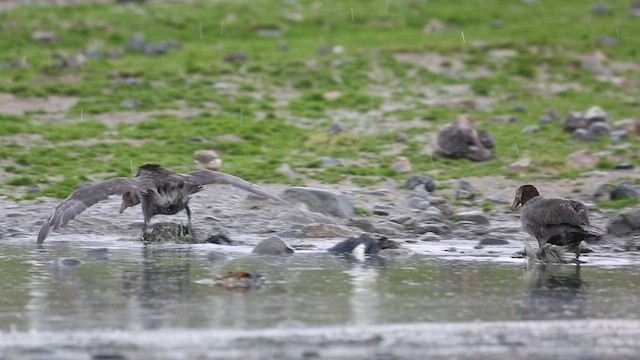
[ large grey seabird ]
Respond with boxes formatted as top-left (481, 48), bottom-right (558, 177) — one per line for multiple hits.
top-left (37, 164), bottom-right (310, 243)
top-left (511, 184), bottom-right (604, 262)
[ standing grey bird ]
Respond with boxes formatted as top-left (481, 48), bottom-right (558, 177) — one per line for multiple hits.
top-left (37, 164), bottom-right (310, 243)
top-left (511, 184), bottom-right (604, 262)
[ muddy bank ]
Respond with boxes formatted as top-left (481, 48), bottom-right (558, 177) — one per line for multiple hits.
top-left (2, 320), bottom-right (639, 360)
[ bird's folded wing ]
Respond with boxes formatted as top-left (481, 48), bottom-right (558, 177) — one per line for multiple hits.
top-left (522, 198), bottom-right (587, 227)
top-left (37, 177), bottom-right (146, 243)
top-left (186, 170), bottom-right (313, 222)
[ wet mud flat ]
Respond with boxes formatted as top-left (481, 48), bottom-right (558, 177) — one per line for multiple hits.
top-left (2, 320), bottom-right (640, 360)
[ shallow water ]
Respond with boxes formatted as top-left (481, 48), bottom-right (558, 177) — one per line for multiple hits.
top-left (2, 234), bottom-right (640, 335)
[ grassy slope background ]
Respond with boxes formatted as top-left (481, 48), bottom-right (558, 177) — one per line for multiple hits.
top-left (0, 0), bottom-right (638, 206)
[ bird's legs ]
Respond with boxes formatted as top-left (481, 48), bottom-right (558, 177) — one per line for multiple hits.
top-left (185, 203), bottom-right (193, 235)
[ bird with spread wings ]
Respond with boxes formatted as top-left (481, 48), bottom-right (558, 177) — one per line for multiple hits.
top-left (37, 164), bottom-right (310, 243)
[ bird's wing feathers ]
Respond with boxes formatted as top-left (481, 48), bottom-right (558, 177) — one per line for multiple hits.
top-left (521, 197), bottom-right (587, 227)
top-left (37, 177), bottom-right (146, 243)
top-left (186, 170), bottom-right (313, 222)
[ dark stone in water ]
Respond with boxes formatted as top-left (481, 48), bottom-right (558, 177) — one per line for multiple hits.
top-left (215, 272), bottom-right (265, 291)
top-left (205, 232), bottom-right (234, 245)
top-left (54, 258), bottom-right (83, 267)
top-left (479, 238), bottom-right (509, 246)
top-left (253, 236), bottom-right (294, 255)
top-left (328, 234), bottom-right (380, 255)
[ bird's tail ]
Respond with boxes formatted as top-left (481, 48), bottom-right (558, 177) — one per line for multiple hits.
top-left (580, 224), bottom-right (606, 238)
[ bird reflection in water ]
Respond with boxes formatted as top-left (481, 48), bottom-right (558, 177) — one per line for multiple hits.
top-left (520, 264), bottom-right (587, 321)
top-left (121, 247), bottom-right (193, 329)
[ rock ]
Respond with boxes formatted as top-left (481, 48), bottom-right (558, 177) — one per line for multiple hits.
top-left (511, 104), bottom-right (527, 112)
top-left (612, 118), bottom-right (640, 135)
top-left (32, 31), bottom-right (58, 42)
top-left (284, 187), bottom-right (354, 218)
top-left (121, 98), bottom-right (139, 108)
top-left (611, 183), bottom-right (640, 200)
top-left (391, 156), bottom-right (412, 173)
top-left (215, 272), bottom-right (264, 290)
top-left (405, 175), bottom-right (436, 192)
top-left (316, 157), bottom-right (345, 167)
top-left (395, 133), bottom-right (409, 142)
top-left (591, 3), bottom-right (611, 14)
top-left (581, 55), bottom-right (613, 76)
top-left (606, 207), bottom-right (640, 236)
top-left (596, 36), bottom-right (618, 47)
top-left (193, 149), bottom-right (222, 170)
top-left (276, 163), bottom-right (302, 180)
top-left (374, 226), bottom-right (398, 236)
top-left (27, 185), bottom-right (41, 194)
top-left (422, 19), bottom-right (447, 33)
top-left (407, 197), bottom-right (430, 210)
top-left (420, 232), bottom-right (442, 241)
top-left (593, 184), bottom-right (614, 201)
top-left (388, 215), bottom-right (412, 224)
top-left (538, 115), bottom-right (552, 124)
top-left (304, 223), bottom-right (355, 238)
top-left (414, 222), bottom-right (450, 235)
top-left (584, 106), bottom-right (607, 122)
top-left (223, 52), bottom-right (247, 62)
top-left (489, 115), bottom-right (518, 123)
top-left (507, 157), bottom-right (533, 170)
top-left (372, 205), bottom-right (390, 216)
top-left (125, 33), bottom-right (146, 52)
top-left (323, 91), bottom-right (342, 101)
top-left (588, 122), bottom-right (610, 137)
top-left (276, 209), bottom-right (335, 224)
top-left (252, 235), bottom-right (294, 255)
top-left (347, 218), bottom-right (375, 233)
top-left (328, 121), bottom-right (348, 134)
top-left (610, 130), bottom-right (628, 142)
top-left (454, 210), bottom-right (490, 225)
top-left (572, 128), bottom-right (593, 141)
top-left (328, 234), bottom-right (380, 255)
top-left (567, 149), bottom-right (597, 169)
top-left (485, 193), bottom-right (511, 204)
top-left (614, 163), bottom-right (634, 170)
top-left (205, 232), bottom-right (234, 245)
top-left (455, 180), bottom-right (476, 200)
top-left (521, 125), bottom-right (539, 135)
top-left (145, 42), bottom-right (169, 56)
top-left (563, 107), bottom-right (607, 133)
top-left (478, 238), bottom-right (509, 245)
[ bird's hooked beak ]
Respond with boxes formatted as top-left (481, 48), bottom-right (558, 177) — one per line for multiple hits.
top-left (510, 198), bottom-right (521, 211)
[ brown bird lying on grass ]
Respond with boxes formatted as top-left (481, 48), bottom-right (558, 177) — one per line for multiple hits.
top-left (38, 164), bottom-right (311, 243)
top-left (511, 184), bottom-right (604, 263)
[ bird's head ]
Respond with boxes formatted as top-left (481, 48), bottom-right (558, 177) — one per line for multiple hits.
top-left (119, 192), bottom-right (138, 213)
top-left (511, 184), bottom-right (540, 211)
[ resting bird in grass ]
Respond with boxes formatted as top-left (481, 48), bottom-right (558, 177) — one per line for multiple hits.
top-left (511, 184), bottom-right (604, 263)
top-left (38, 164), bottom-right (311, 243)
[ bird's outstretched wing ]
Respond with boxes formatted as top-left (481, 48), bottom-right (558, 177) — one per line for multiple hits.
top-left (186, 170), bottom-right (313, 223)
top-left (37, 177), bottom-right (147, 243)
